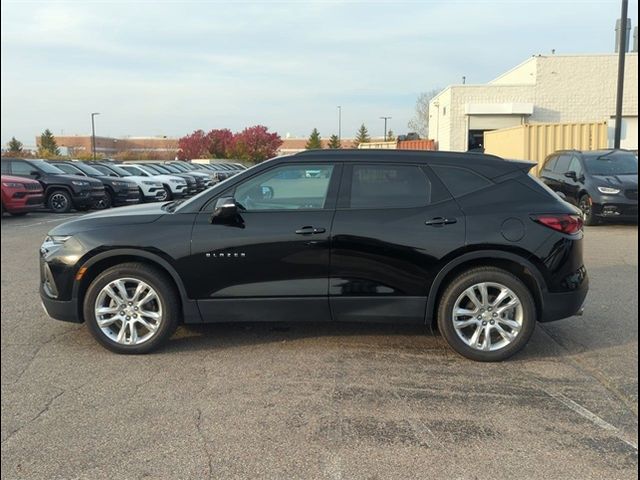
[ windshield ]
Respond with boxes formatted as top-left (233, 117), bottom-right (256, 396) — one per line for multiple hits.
top-left (133, 165), bottom-right (156, 176)
top-left (100, 164), bottom-right (131, 177)
top-left (54, 163), bottom-right (84, 175)
top-left (32, 160), bottom-right (66, 174)
top-left (161, 164), bottom-right (180, 173)
top-left (584, 152), bottom-right (638, 176)
top-left (152, 164), bottom-right (172, 174)
top-left (121, 165), bottom-right (148, 176)
top-left (73, 162), bottom-right (103, 176)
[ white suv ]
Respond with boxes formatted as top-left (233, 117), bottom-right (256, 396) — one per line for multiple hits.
top-left (93, 163), bottom-right (165, 202)
top-left (120, 164), bottom-right (188, 200)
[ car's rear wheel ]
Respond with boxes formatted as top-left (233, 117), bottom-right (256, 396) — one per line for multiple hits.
top-left (47, 190), bottom-right (72, 213)
top-left (83, 262), bottom-right (179, 354)
top-left (579, 194), bottom-right (598, 226)
top-left (437, 267), bottom-right (536, 362)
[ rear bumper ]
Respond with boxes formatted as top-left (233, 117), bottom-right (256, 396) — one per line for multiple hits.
top-left (539, 270), bottom-right (589, 322)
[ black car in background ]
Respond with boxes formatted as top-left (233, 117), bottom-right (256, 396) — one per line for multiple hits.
top-left (40, 150), bottom-right (588, 361)
top-left (1, 158), bottom-right (105, 213)
top-left (48, 161), bottom-right (140, 209)
top-left (539, 149), bottom-right (638, 225)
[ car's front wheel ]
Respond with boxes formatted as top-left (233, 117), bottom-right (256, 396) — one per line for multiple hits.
top-left (83, 262), bottom-right (179, 354)
top-left (579, 194), bottom-right (598, 226)
top-left (47, 190), bottom-right (72, 213)
top-left (437, 266), bottom-right (536, 362)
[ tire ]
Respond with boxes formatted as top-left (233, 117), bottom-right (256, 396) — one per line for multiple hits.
top-left (158, 185), bottom-right (172, 201)
top-left (95, 190), bottom-right (113, 209)
top-left (437, 266), bottom-right (536, 362)
top-left (47, 190), bottom-right (72, 213)
top-left (579, 194), bottom-right (598, 226)
top-left (83, 262), bottom-right (180, 354)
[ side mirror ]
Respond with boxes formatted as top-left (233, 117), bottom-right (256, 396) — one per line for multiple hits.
top-left (30, 170), bottom-right (41, 178)
top-left (564, 171), bottom-right (577, 181)
top-left (211, 196), bottom-right (238, 223)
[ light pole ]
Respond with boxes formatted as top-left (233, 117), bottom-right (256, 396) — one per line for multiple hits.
top-left (337, 106), bottom-right (342, 144)
top-left (91, 112), bottom-right (100, 160)
top-left (380, 116), bottom-right (392, 141)
top-left (614, 0), bottom-right (629, 149)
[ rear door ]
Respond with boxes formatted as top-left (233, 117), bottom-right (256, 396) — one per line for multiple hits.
top-left (553, 154), bottom-right (573, 198)
top-left (329, 162), bottom-right (464, 324)
top-left (539, 155), bottom-right (561, 191)
top-left (562, 155), bottom-right (584, 205)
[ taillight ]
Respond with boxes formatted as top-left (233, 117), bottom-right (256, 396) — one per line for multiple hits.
top-left (532, 214), bottom-right (583, 234)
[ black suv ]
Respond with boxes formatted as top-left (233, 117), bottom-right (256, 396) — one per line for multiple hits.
top-left (1, 158), bottom-right (105, 213)
top-left (39, 150), bottom-right (588, 361)
top-left (48, 161), bottom-right (140, 209)
top-left (539, 149), bottom-right (638, 225)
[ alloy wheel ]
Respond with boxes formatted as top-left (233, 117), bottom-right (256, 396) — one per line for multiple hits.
top-left (94, 278), bottom-right (163, 345)
top-left (50, 193), bottom-right (69, 212)
top-left (452, 282), bottom-right (523, 352)
top-left (579, 197), bottom-right (591, 222)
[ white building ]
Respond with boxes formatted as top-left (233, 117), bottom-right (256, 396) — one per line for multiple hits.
top-left (429, 53), bottom-right (638, 151)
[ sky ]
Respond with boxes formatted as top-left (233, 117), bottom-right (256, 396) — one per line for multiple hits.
top-left (1, 0), bottom-right (638, 147)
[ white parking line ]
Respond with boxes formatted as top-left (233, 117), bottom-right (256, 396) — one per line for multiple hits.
top-left (536, 381), bottom-right (638, 451)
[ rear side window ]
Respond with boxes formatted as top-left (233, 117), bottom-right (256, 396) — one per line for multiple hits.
top-left (430, 165), bottom-right (492, 198)
top-left (10, 160), bottom-right (35, 176)
top-left (1, 161), bottom-right (9, 174)
top-left (349, 165), bottom-right (431, 209)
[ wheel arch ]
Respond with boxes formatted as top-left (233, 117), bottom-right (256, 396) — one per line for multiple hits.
top-left (72, 248), bottom-right (201, 324)
top-left (44, 184), bottom-right (74, 197)
top-left (425, 249), bottom-right (547, 332)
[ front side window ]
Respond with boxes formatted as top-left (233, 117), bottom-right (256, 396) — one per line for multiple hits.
top-left (567, 157), bottom-right (583, 176)
top-left (553, 155), bottom-right (572, 174)
top-left (10, 160), bottom-right (37, 176)
top-left (234, 164), bottom-right (334, 211)
top-left (349, 164), bottom-right (431, 209)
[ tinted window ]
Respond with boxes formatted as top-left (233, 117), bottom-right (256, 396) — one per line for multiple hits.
top-left (350, 165), bottom-right (430, 209)
top-left (11, 160), bottom-right (37, 176)
top-left (30, 160), bottom-right (65, 174)
top-left (93, 164), bottom-right (118, 176)
top-left (554, 155), bottom-right (572, 173)
top-left (54, 163), bottom-right (84, 175)
top-left (542, 156), bottom-right (558, 172)
top-left (431, 165), bottom-right (492, 198)
top-left (583, 152), bottom-right (638, 175)
top-left (73, 163), bottom-right (103, 176)
top-left (1, 161), bottom-right (10, 174)
top-left (235, 164), bottom-right (334, 211)
top-left (567, 157), bottom-right (583, 176)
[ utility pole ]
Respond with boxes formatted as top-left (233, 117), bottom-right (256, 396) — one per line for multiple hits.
top-left (91, 112), bottom-right (100, 160)
top-left (337, 106), bottom-right (342, 145)
top-left (614, 0), bottom-right (628, 149)
top-left (380, 116), bottom-right (391, 141)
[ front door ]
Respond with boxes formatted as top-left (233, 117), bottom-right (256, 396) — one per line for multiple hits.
top-left (187, 163), bottom-right (340, 322)
top-left (329, 163), bottom-right (465, 323)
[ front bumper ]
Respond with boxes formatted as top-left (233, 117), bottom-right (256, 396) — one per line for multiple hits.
top-left (40, 289), bottom-right (81, 323)
top-left (4, 193), bottom-right (44, 213)
top-left (592, 194), bottom-right (638, 220)
top-left (113, 187), bottom-right (141, 206)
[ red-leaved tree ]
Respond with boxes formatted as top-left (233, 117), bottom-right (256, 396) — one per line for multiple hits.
top-left (177, 129), bottom-right (209, 160)
top-left (228, 125), bottom-right (282, 164)
top-left (206, 129), bottom-right (234, 159)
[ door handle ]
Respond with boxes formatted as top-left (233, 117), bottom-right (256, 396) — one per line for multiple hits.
top-left (425, 217), bottom-right (457, 226)
top-left (295, 226), bottom-right (326, 235)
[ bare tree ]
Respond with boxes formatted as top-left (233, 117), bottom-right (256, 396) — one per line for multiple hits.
top-left (407, 88), bottom-right (441, 138)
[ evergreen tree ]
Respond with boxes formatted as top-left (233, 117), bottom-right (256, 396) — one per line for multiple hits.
top-left (386, 130), bottom-right (396, 142)
top-left (305, 128), bottom-right (322, 149)
top-left (38, 129), bottom-right (60, 157)
top-left (7, 136), bottom-right (23, 153)
top-left (353, 124), bottom-right (371, 148)
top-left (327, 134), bottom-right (341, 149)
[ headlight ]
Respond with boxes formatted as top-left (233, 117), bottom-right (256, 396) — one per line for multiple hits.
top-left (42, 235), bottom-right (71, 250)
top-left (71, 180), bottom-right (89, 186)
top-left (597, 186), bottom-right (621, 195)
top-left (2, 181), bottom-right (23, 188)
top-left (111, 181), bottom-right (128, 187)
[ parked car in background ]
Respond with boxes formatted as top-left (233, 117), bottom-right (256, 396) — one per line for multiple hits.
top-left (48, 161), bottom-right (140, 209)
top-left (184, 162), bottom-right (235, 182)
top-left (40, 150), bottom-right (587, 361)
top-left (119, 164), bottom-right (187, 200)
top-left (1, 158), bottom-right (105, 213)
top-left (92, 163), bottom-right (165, 203)
top-left (153, 163), bottom-right (214, 190)
top-left (141, 163), bottom-right (198, 195)
top-left (539, 149), bottom-right (638, 225)
top-left (1, 174), bottom-right (44, 216)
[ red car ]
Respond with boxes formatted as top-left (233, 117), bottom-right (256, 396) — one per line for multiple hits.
top-left (1, 175), bottom-right (44, 216)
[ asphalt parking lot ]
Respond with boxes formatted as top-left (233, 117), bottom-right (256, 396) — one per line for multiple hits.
top-left (1, 212), bottom-right (637, 479)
